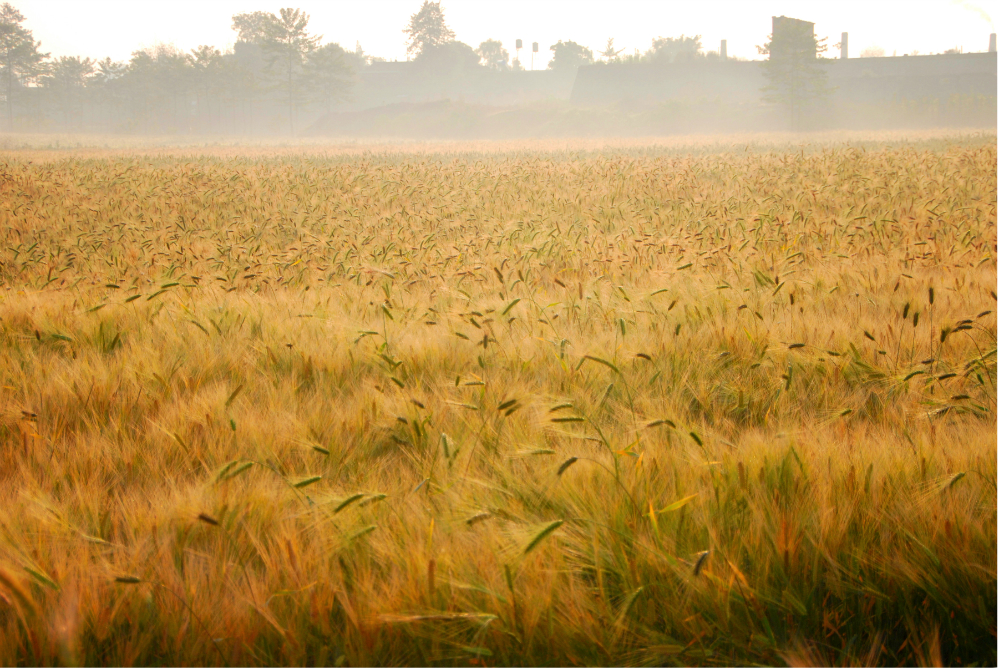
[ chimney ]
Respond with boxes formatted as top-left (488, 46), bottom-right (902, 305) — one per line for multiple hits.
top-left (990, 33), bottom-right (996, 52)
top-left (841, 32), bottom-right (848, 59)
top-left (771, 16), bottom-right (816, 59)
top-left (720, 40), bottom-right (727, 59)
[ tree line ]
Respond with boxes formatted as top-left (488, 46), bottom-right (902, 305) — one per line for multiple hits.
top-left (0, 3), bottom-right (369, 134)
top-left (0, 0), bottom-right (726, 135)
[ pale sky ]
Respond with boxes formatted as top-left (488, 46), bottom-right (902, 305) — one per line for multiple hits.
top-left (15, 0), bottom-right (998, 67)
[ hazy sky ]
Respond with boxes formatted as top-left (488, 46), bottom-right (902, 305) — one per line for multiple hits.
top-left (15, 0), bottom-right (998, 67)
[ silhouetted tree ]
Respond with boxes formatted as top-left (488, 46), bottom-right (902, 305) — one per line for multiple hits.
top-left (190, 45), bottom-right (224, 131)
top-left (228, 25), bottom-right (268, 134)
top-left (404, 1), bottom-right (454, 59)
top-left (547, 40), bottom-right (593, 71)
top-left (233, 9), bottom-right (322, 134)
top-left (476, 39), bottom-right (509, 70)
top-left (265, 9), bottom-right (321, 133)
top-left (859, 46), bottom-right (885, 58)
top-left (91, 57), bottom-right (126, 131)
top-left (232, 11), bottom-right (274, 45)
top-left (413, 40), bottom-right (481, 92)
top-left (0, 3), bottom-right (47, 129)
top-left (305, 42), bottom-right (354, 114)
top-left (646, 35), bottom-right (702, 63)
top-left (41, 56), bottom-right (93, 128)
top-left (123, 45), bottom-right (193, 132)
top-left (598, 38), bottom-right (624, 63)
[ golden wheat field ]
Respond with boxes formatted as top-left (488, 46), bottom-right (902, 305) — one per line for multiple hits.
top-left (0, 133), bottom-right (995, 667)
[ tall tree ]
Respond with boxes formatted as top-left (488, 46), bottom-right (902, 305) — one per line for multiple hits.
top-left (0, 3), bottom-right (47, 130)
top-left (191, 45), bottom-right (223, 132)
top-left (305, 42), bottom-right (354, 115)
top-left (265, 9), bottom-right (320, 134)
top-left (123, 44), bottom-right (193, 133)
top-left (598, 38), bottom-right (624, 63)
top-left (476, 39), bottom-right (509, 71)
top-left (91, 57), bottom-right (126, 131)
top-left (404, 1), bottom-right (454, 59)
top-left (232, 11), bottom-right (275, 45)
top-left (233, 8), bottom-right (320, 134)
top-left (757, 20), bottom-right (829, 131)
top-left (229, 15), bottom-right (270, 134)
top-left (41, 56), bottom-right (93, 128)
top-left (547, 41), bottom-right (594, 71)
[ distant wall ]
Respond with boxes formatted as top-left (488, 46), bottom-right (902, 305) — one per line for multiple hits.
top-left (827, 52), bottom-right (996, 102)
top-left (571, 52), bottom-right (997, 107)
top-left (307, 52), bottom-right (996, 137)
top-left (571, 61), bottom-right (765, 106)
top-left (337, 62), bottom-right (577, 111)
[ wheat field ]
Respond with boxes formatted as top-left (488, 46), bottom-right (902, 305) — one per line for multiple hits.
top-left (0, 134), bottom-right (995, 666)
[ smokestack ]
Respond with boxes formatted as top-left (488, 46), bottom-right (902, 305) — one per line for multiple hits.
top-left (841, 32), bottom-right (848, 59)
top-left (720, 40), bottom-right (727, 60)
top-left (990, 33), bottom-right (996, 52)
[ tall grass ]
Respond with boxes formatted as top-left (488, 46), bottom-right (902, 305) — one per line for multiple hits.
top-left (0, 134), bottom-right (995, 666)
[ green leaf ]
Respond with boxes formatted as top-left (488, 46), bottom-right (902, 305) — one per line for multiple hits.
top-left (24, 566), bottom-right (58, 590)
top-left (583, 355), bottom-right (620, 374)
top-left (656, 494), bottom-right (698, 514)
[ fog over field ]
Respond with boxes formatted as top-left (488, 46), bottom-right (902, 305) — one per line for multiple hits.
top-left (0, 1), bottom-right (995, 139)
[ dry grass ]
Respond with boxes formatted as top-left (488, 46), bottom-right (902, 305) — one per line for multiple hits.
top-left (0, 133), bottom-right (995, 666)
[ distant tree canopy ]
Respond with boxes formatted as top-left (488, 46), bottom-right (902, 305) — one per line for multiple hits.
top-left (598, 38), bottom-right (624, 63)
top-left (757, 20), bottom-right (830, 131)
top-left (307, 42), bottom-right (354, 112)
top-left (860, 46), bottom-right (885, 58)
top-left (404, 1), bottom-right (455, 59)
top-left (0, 3), bottom-right (362, 134)
top-left (477, 39), bottom-right (509, 71)
top-left (645, 35), bottom-right (703, 63)
top-left (414, 40), bottom-right (480, 76)
top-left (548, 40), bottom-right (594, 71)
top-left (231, 11), bottom-right (275, 45)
